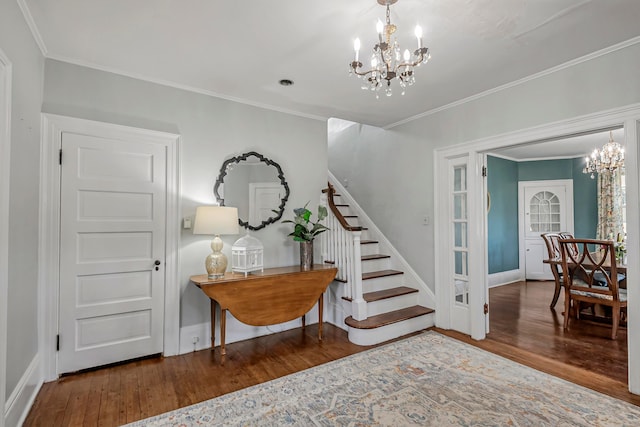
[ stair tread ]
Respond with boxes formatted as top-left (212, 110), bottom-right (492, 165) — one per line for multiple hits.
top-left (362, 269), bottom-right (403, 280)
top-left (345, 306), bottom-right (434, 329)
top-left (361, 254), bottom-right (390, 261)
top-left (364, 286), bottom-right (418, 302)
top-left (341, 286), bottom-right (419, 302)
top-left (360, 240), bottom-right (378, 245)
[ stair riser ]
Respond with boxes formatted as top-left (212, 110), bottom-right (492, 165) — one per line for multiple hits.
top-left (348, 313), bottom-right (435, 346)
top-left (361, 258), bottom-right (392, 273)
top-left (359, 244), bottom-right (380, 257)
top-left (366, 293), bottom-right (419, 317)
top-left (362, 275), bottom-right (404, 293)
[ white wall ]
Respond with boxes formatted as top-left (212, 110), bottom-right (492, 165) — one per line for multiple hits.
top-left (329, 41), bottom-right (640, 292)
top-left (42, 59), bottom-right (328, 333)
top-left (0, 0), bottom-right (45, 411)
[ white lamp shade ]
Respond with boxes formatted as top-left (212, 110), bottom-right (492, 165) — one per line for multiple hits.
top-left (193, 206), bottom-right (239, 236)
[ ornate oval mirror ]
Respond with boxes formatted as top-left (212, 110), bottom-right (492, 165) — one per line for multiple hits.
top-left (214, 151), bottom-right (290, 231)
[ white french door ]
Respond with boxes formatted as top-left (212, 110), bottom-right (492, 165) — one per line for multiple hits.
top-left (435, 154), bottom-right (486, 339)
top-left (519, 180), bottom-right (573, 280)
top-left (58, 131), bottom-right (167, 373)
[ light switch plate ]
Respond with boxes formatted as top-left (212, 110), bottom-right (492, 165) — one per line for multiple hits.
top-left (183, 217), bottom-right (192, 229)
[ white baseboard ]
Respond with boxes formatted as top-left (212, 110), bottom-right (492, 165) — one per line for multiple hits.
top-left (488, 269), bottom-right (524, 288)
top-left (178, 304), bottom-right (325, 355)
top-left (4, 354), bottom-right (42, 427)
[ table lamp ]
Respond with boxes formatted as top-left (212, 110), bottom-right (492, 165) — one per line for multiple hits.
top-left (193, 206), bottom-right (239, 278)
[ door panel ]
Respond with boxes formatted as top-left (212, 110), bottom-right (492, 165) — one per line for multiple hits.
top-left (451, 159), bottom-right (471, 333)
top-left (520, 181), bottom-right (573, 280)
top-left (59, 132), bottom-right (166, 374)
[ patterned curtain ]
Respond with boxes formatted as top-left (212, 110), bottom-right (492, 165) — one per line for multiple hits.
top-left (596, 168), bottom-right (624, 240)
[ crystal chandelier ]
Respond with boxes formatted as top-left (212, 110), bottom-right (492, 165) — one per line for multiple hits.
top-left (583, 131), bottom-right (625, 178)
top-left (349, 0), bottom-right (430, 97)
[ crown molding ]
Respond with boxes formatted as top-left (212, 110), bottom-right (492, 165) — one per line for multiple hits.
top-left (385, 36), bottom-right (640, 130)
top-left (17, 0), bottom-right (47, 56)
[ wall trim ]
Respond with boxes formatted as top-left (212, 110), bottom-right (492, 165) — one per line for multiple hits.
top-left (0, 48), bottom-right (12, 427)
top-left (328, 171), bottom-right (436, 309)
top-left (4, 355), bottom-right (42, 427)
top-left (178, 313), bottom-right (324, 355)
top-left (38, 114), bottom-right (181, 381)
top-left (488, 269), bottom-right (524, 288)
top-left (16, 0), bottom-right (48, 56)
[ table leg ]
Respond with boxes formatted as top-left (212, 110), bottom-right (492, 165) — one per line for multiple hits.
top-left (220, 308), bottom-right (227, 356)
top-left (301, 314), bottom-right (306, 328)
top-left (318, 293), bottom-right (324, 341)
top-left (210, 300), bottom-right (216, 350)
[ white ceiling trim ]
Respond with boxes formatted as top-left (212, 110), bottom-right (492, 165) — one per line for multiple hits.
top-left (488, 152), bottom-right (583, 163)
top-left (385, 35), bottom-right (640, 130)
top-left (16, 0), bottom-right (47, 56)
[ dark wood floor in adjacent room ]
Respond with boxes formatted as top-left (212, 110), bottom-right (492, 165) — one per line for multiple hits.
top-left (437, 280), bottom-right (637, 406)
top-left (25, 280), bottom-right (639, 426)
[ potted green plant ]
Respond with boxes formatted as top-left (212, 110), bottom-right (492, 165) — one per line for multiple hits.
top-left (282, 202), bottom-right (329, 269)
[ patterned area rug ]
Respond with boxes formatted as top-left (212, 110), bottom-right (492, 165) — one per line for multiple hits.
top-left (126, 331), bottom-right (640, 426)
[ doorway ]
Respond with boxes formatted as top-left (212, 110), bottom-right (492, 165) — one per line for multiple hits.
top-left (39, 114), bottom-right (181, 380)
top-left (434, 106), bottom-right (640, 395)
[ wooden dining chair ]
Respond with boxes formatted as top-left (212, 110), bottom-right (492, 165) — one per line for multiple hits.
top-left (541, 232), bottom-right (576, 308)
top-left (559, 238), bottom-right (627, 339)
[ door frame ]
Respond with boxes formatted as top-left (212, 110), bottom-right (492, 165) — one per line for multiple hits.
top-left (434, 103), bottom-right (640, 394)
top-left (518, 179), bottom-right (574, 280)
top-left (38, 114), bottom-right (181, 380)
top-left (0, 48), bottom-right (12, 427)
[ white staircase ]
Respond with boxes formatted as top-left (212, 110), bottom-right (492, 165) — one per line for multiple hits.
top-left (321, 178), bottom-right (435, 346)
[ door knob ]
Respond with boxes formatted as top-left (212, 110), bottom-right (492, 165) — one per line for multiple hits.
top-left (154, 260), bottom-right (161, 271)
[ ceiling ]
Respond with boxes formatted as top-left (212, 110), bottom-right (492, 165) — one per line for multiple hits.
top-left (21, 0), bottom-right (640, 128)
top-left (490, 127), bottom-right (625, 161)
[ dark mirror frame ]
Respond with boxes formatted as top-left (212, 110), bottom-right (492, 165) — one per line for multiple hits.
top-left (214, 151), bottom-right (290, 231)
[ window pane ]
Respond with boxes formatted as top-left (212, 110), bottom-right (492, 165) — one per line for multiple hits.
top-left (454, 222), bottom-right (467, 247)
top-left (454, 194), bottom-right (467, 220)
top-left (455, 251), bottom-right (468, 276)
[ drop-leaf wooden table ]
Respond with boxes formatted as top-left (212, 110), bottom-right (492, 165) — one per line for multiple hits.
top-left (190, 264), bottom-right (338, 355)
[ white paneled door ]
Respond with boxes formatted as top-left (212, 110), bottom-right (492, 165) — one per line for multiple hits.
top-left (520, 180), bottom-right (573, 281)
top-left (58, 132), bottom-right (167, 374)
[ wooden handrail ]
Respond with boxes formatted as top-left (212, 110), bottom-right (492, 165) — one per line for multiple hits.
top-left (323, 183), bottom-right (363, 232)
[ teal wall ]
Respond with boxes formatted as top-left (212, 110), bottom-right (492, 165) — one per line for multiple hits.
top-left (518, 159), bottom-right (573, 181)
top-left (487, 156), bottom-right (597, 274)
top-left (487, 156), bottom-right (519, 274)
top-left (572, 158), bottom-right (598, 239)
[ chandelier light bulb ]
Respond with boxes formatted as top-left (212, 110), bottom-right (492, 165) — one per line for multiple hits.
top-left (377, 19), bottom-right (384, 34)
top-left (582, 130), bottom-right (625, 178)
top-left (415, 25), bottom-right (423, 48)
top-left (403, 49), bottom-right (411, 61)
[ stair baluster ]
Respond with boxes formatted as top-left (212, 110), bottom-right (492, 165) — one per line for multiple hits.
top-left (322, 184), bottom-right (366, 320)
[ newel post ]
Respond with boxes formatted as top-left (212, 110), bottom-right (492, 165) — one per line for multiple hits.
top-left (351, 230), bottom-right (367, 320)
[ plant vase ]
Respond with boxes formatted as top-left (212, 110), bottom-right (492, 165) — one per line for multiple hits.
top-left (299, 241), bottom-right (313, 270)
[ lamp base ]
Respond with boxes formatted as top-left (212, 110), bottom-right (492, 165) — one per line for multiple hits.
top-left (205, 235), bottom-right (228, 279)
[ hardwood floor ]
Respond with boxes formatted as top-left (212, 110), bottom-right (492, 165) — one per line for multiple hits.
top-left (25, 281), bottom-right (639, 425)
top-left (24, 324), bottom-right (374, 426)
top-left (437, 280), bottom-right (639, 406)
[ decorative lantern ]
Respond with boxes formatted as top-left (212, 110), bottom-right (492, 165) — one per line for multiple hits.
top-left (231, 233), bottom-right (264, 276)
